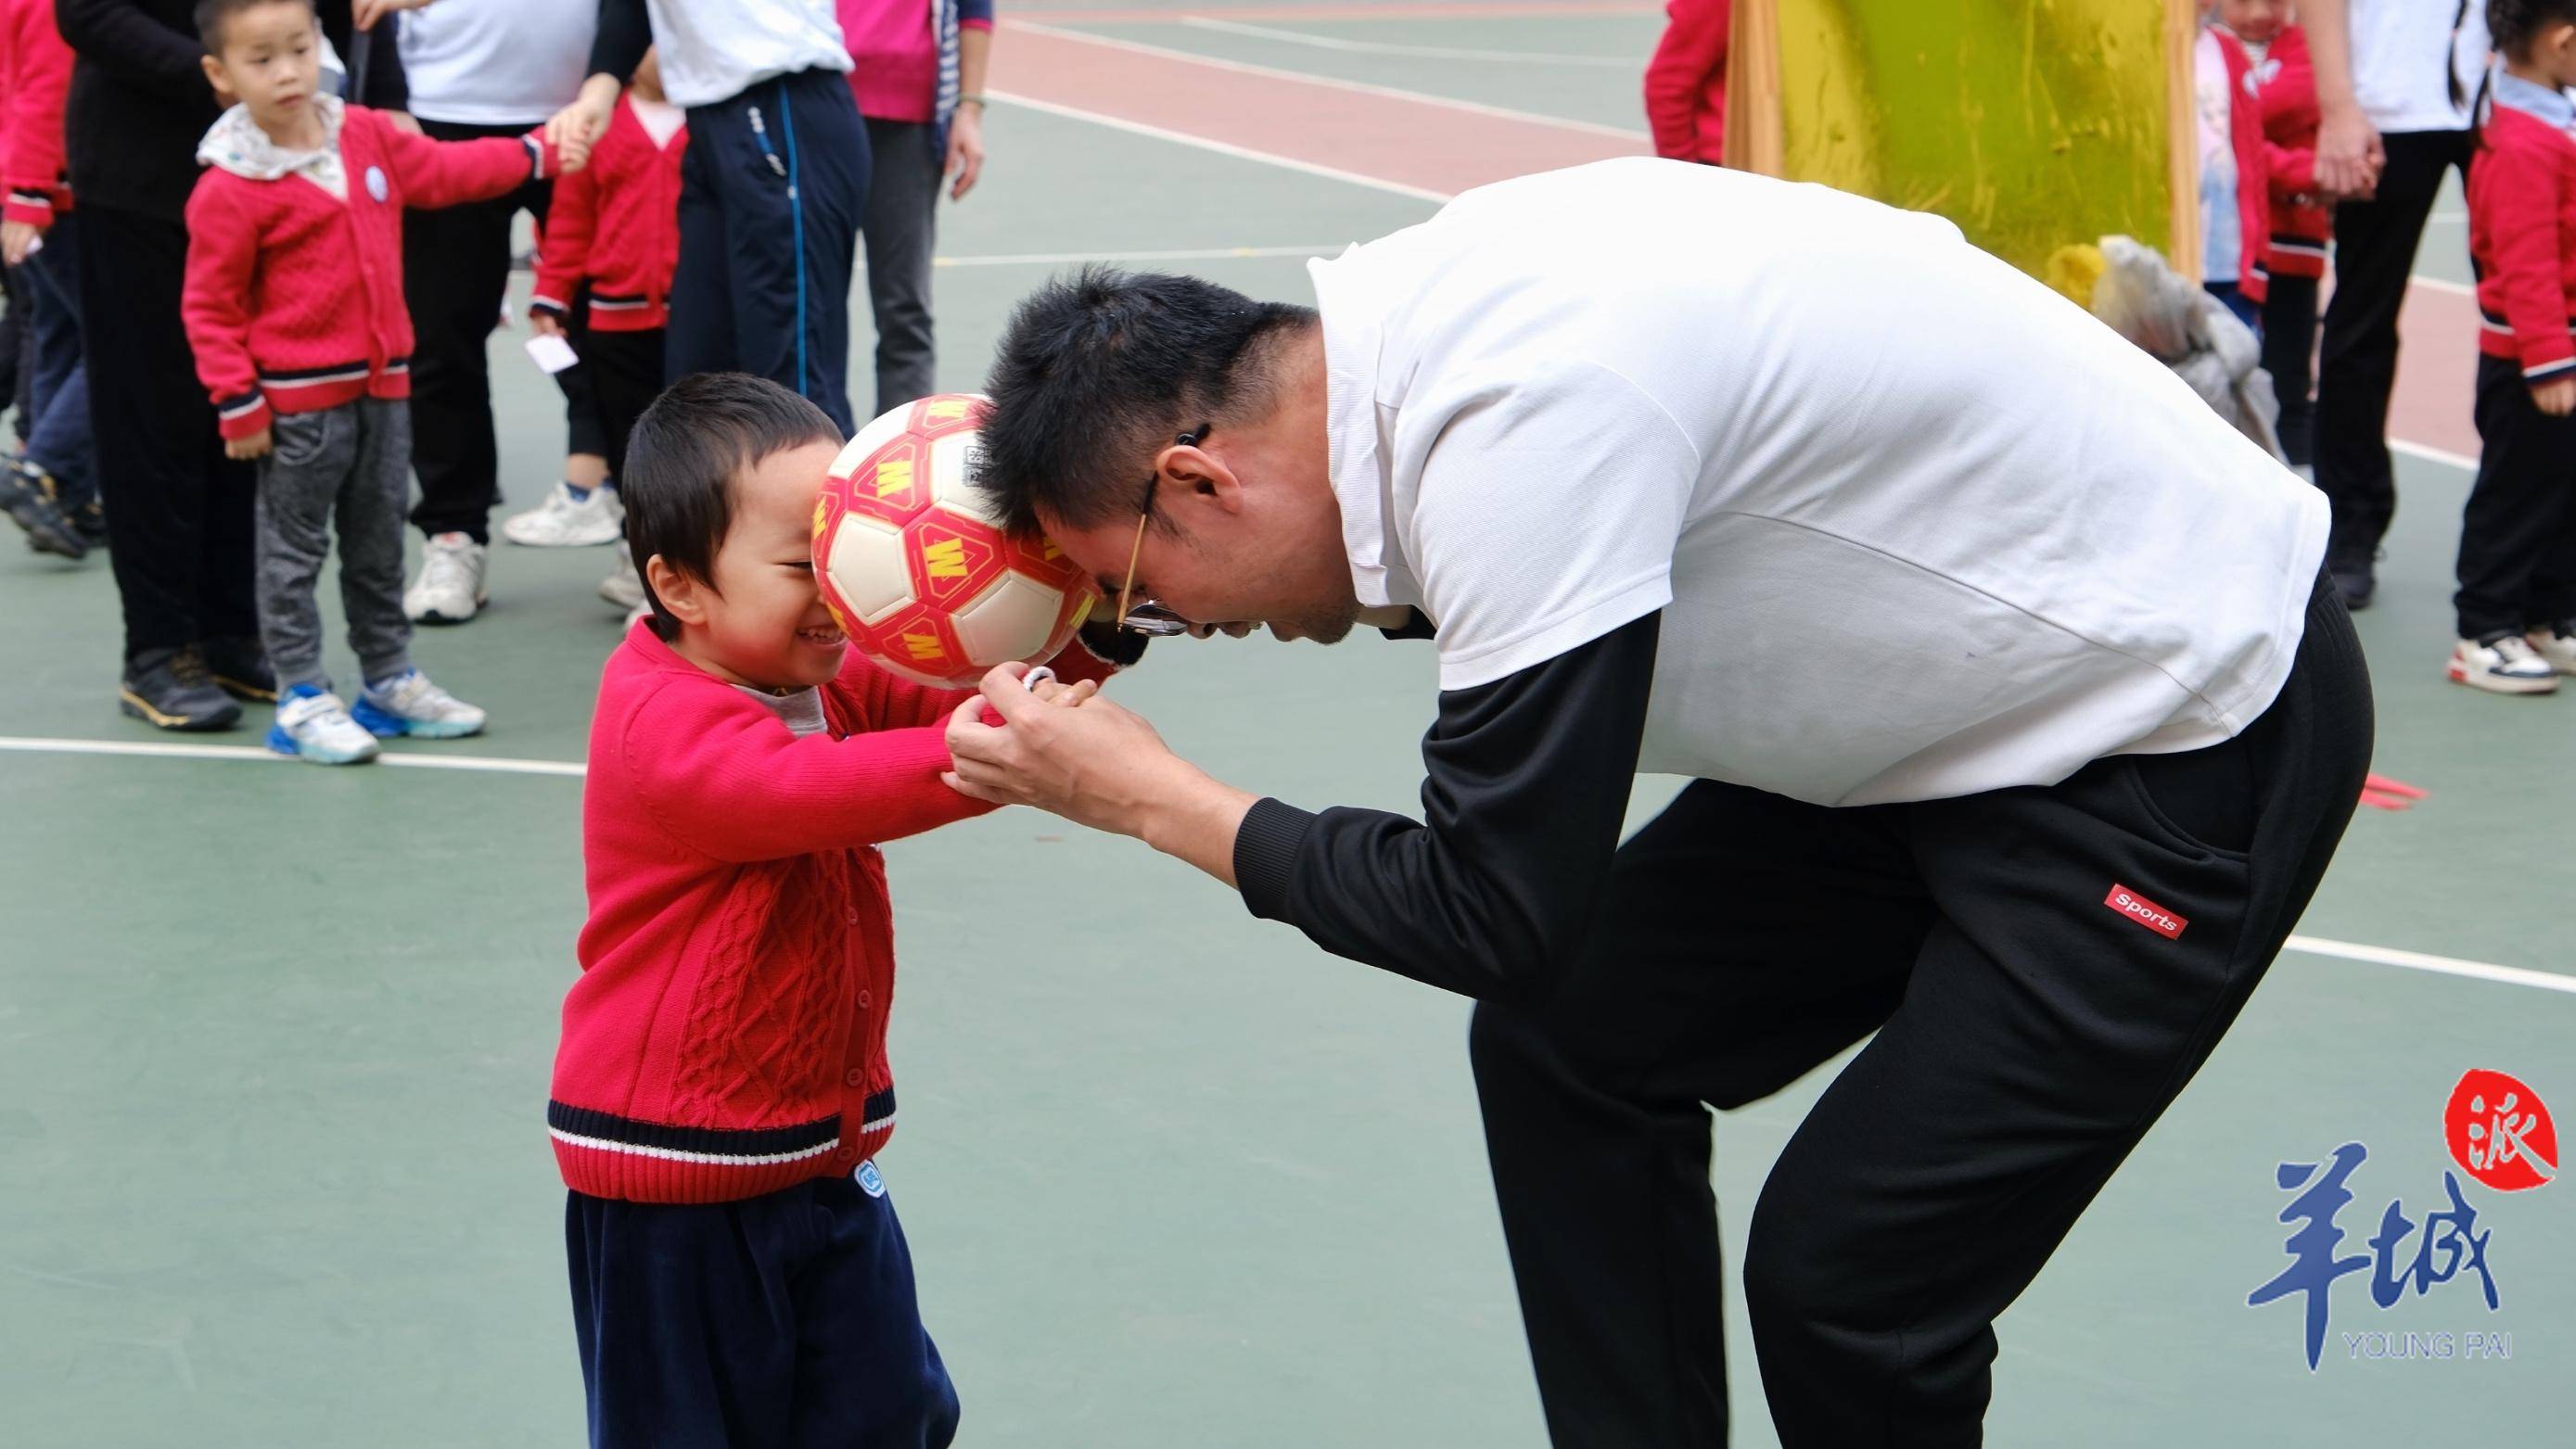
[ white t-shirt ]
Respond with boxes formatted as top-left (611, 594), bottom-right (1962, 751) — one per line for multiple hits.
top-left (646, 0), bottom-right (853, 110)
top-left (2349, 0), bottom-right (2491, 133)
top-left (397, 0), bottom-right (595, 125)
top-left (1308, 159), bottom-right (2328, 808)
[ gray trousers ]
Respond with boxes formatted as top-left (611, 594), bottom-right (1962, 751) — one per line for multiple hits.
top-left (861, 117), bottom-right (942, 416)
top-left (255, 399), bottom-right (414, 692)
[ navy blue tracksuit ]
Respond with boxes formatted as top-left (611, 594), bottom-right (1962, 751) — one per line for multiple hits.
top-left (670, 67), bottom-right (870, 435)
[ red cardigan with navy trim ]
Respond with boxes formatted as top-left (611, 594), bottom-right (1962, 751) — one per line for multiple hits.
top-left (2212, 28), bottom-right (2271, 304)
top-left (2471, 100), bottom-right (2576, 386)
top-left (0, 0), bottom-right (74, 229)
top-left (529, 94), bottom-right (685, 335)
top-left (2251, 26), bottom-right (2330, 281)
top-left (181, 106), bottom-right (553, 439)
top-left (551, 622), bottom-right (1122, 1204)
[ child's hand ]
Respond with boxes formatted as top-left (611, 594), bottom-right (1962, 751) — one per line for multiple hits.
top-left (225, 426), bottom-right (274, 461)
top-left (0, 220), bottom-right (37, 268)
top-left (529, 309), bottom-right (565, 338)
top-left (2536, 378), bottom-right (2576, 417)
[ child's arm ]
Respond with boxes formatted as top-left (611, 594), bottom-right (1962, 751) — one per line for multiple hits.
top-left (375, 113), bottom-right (559, 211)
top-left (2, 3), bottom-right (72, 235)
top-left (528, 146), bottom-right (599, 326)
top-left (178, 182), bottom-right (272, 446)
top-left (2479, 138), bottom-right (2576, 398)
top-left (617, 680), bottom-right (1001, 864)
top-left (1641, 0), bottom-right (1727, 162)
top-left (2264, 140), bottom-right (2316, 199)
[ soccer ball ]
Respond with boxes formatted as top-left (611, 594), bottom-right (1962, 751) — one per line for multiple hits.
top-left (811, 393), bottom-right (1093, 689)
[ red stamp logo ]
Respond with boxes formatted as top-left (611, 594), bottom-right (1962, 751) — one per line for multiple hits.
top-left (2445, 1070), bottom-right (2557, 1192)
top-left (2104, 883), bottom-right (2187, 939)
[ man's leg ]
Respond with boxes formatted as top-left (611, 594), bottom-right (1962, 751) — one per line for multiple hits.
top-left (861, 116), bottom-right (942, 416)
top-left (402, 119), bottom-right (540, 545)
top-left (667, 102), bottom-right (740, 385)
top-left (79, 205), bottom-right (221, 660)
top-left (2314, 130), bottom-right (2470, 593)
top-left (1743, 586), bottom-right (2371, 1447)
top-left (1470, 782), bottom-right (1934, 1448)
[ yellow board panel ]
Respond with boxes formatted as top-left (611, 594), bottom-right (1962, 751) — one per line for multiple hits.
top-left (1735, 0), bottom-right (2198, 281)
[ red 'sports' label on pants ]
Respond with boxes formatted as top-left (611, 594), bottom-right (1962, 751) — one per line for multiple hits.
top-left (2104, 883), bottom-right (2187, 939)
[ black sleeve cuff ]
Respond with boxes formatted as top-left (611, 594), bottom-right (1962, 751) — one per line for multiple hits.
top-left (1378, 607), bottom-right (1435, 641)
top-left (1232, 796), bottom-right (1317, 922)
top-left (1074, 619), bottom-right (1149, 668)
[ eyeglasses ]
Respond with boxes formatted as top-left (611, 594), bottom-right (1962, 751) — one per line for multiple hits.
top-left (1112, 421), bottom-right (1210, 637)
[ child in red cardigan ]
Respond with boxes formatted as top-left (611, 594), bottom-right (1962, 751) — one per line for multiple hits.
top-left (0, 0), bottom-right (97, 560)
top-left (525, 48), bottom-right (685, 620)
top-left (555, 374), bottom-right (1133, 1448)
top-left (1643, 0), bottom-right (1728, 166)
top-left (2219, 0), bottom-right (2331, 467)
top-left (181, 0), bottom-right (570, 762)
top-left (2453, 0), bottom-right (2576, 693)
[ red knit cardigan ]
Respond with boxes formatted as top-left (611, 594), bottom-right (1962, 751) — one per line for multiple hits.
top-left (182, 106), bottom-right (552, 439)
top-left (2471, 99), bottom-right (2576, 385)
top-left (529, 94), bottom-right (685, 334)
top-left (550, 622), bottom-right (1117, 1203)
top-left (2251, 26), bottom-right (2330, 281)
top-left (0, 0), bottom-right (74, 228)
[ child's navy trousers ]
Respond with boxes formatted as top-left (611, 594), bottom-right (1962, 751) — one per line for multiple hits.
top-left (567, 1164), bottom-right (959, 1449)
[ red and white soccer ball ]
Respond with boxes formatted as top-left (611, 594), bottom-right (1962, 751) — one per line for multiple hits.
top-left (811, 393), bottom-right (1093, 689)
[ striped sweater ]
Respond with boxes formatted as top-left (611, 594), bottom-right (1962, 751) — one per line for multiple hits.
top-left (552, 621), bottom-right (1121, 1202)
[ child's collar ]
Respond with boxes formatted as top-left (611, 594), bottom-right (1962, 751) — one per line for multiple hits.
top-left (197, 95), bottom-right (346, 183)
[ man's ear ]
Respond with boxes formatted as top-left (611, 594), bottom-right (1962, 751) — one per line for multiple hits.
top-left (646, 554), bottom-right (710, 628)
top-left (201, 54), bottom-right (236, 104)
top-left (1160, 438), bottom-right (1246, 515)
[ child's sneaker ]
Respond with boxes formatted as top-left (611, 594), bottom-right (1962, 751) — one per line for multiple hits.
top-left (2447, 633), bottom-right (2560, 695)
top-left (405, 531), bottom-right (490, 624)
top-left (599, 539), bottom-right (646, 612)
top-left (268, 684), bottom-right (381, 764)
top-left (2525, 621), bottom-right (2576, 677)
top-left (0, 457), bottom-right (87, 559)
top-left (352, 669), bottom-right (488, 739)
top-left (502, 480), bottom-right (624, 547)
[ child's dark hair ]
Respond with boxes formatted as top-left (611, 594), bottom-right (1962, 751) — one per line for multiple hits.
top-left (623, 374), bottom-right (842, 642)
top-left (194, 0), bottom-right (314, 53)
top-left (2491, 0), bottom-right (2576, 57)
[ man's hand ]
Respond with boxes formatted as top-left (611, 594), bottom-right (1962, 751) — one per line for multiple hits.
top-left (2535, 377), bottom-right (2576, 416)
top-left (944, 656), bottom-right (1252, 855)
top-left (1, 220), bottom-right (39, 268)
top-left (2314, 104), bottom-right (2382, 200)
top-left (352, 0), bottom-right (435, 29)
top-left (226, 426), bottom-right (274, 461)
top-left (945, 104), bottom-right (986, 201)
top-left (546, 75), bottom-right (619, 159)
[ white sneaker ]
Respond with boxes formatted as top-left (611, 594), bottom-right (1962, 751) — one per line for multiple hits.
top-left (352, 668), bottom-right (488, 739)
top-left (266, 685), bottom-right (380, 764)
top-left (501, 481), bottom-right (625, 547)
top-left (2448, 634), bottom-right (2561, 695)
top-left (405, 532), bottom-right (489, 624)
top-left (599, 540), bottom-right (646, 612)
top-left (2525, 621), bottom-right (2576, 676)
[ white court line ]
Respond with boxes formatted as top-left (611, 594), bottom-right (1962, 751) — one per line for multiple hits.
top-left (1, 735), bottom-right (2570, 996)
top-left (2391, 439), bottom-right (2480, 471)
top-left (2286, 934), bottom-right (2576, 996)
top-left (937, 243), bottom-right (1342, 268)
top-left (988, 91), bottom-right (1454, 203)
top-left (1003, 19), bottom-right (1652, 143)
top-left (1178, 14), bottom-right (1637, 66)
top-left (0, 735), bottom-right (585, 777)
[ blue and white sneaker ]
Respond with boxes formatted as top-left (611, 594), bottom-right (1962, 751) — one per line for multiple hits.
top-left (352, 669), bottom-right (488, 739)
top-left (268, 684), bottom-right (381, 764)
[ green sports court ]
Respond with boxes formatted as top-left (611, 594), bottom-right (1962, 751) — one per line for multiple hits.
top-left (2, 3), bottom-right (2568, 1443)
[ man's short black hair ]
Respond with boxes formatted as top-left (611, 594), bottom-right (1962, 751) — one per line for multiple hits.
top-left (622, 373), bottom-right (842, 642)
top-left (195, 0), bottom-right (315, 53)
top-left (976, 266), bottom-right (1318, 538)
